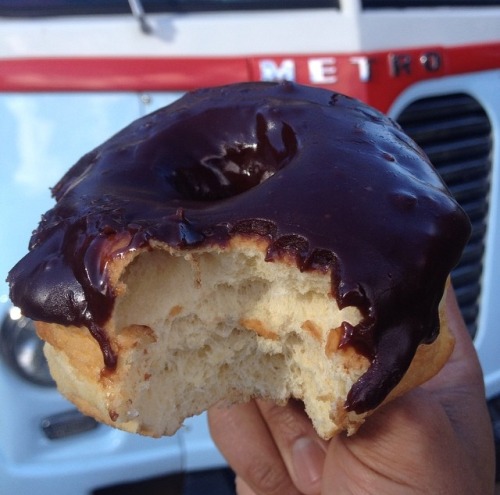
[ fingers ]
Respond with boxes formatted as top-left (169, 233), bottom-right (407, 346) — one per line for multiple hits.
top-left (208, 400), bottom-right (327, 495)
top-left (419, 284), bottom-right (496, 489)
top-left (208, 284), bottom-right (495, 494)
top-left (256, 400), bottom-right (327, 494)
top-left (208, 401), bottom-right (302, 495)
top-left (235, 476), bottom-right (258, 495)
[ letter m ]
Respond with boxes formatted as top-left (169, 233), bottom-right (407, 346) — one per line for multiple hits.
top-left (258, 59), bottom-right (296, 82)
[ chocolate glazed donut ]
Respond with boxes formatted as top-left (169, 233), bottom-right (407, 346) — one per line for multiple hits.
top-left (8, 81), bottom-right (470, 414)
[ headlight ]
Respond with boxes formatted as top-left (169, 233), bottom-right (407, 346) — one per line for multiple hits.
top-left (0, 307), bottom-right (55, 387)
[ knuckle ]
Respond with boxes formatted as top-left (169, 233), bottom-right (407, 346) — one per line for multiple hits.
top-left (259, 400), bottom-right (308, 440)
top-left (245, 457), bottom-right (294, 495)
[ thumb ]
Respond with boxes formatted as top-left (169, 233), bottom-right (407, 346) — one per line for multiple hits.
top-left (291, 436), bottom-right (327, 493)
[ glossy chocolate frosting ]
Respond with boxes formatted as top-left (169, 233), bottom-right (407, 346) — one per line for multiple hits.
top-left (7, 82), bottom-right (470, 413)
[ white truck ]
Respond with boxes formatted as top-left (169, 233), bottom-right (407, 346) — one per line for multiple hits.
top-left (1, 1), bottom-right (499, 493)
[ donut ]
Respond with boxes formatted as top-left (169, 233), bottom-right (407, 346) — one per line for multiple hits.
top-left (7, 81), bottom-right (470, 438)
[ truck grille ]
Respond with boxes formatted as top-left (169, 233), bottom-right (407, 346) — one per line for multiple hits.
top-left (397, 93), bottom-right (493, 338)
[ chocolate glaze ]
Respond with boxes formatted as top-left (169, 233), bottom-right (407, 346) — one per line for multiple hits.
top-left (7, 82), bottom-right (471, 413)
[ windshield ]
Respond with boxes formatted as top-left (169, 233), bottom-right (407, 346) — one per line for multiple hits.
top-left (0, 0), bottom-right (339, 17)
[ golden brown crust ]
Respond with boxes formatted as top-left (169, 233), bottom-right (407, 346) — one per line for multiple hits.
top-left (382, 293), bottom-right (454, 406)
top-left (39, 321), bottom-right (156, 435)
top-left (37, 322), bottom-right (104, 381)
top-left (240, 318), bottom-right (280, 341)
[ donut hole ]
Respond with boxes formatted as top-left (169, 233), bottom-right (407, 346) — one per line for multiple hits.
top-left (170, 117), bottom-right (298, 201)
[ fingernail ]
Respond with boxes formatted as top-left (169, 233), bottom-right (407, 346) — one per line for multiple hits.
top-left (292, 437), bottom-right (325, 488)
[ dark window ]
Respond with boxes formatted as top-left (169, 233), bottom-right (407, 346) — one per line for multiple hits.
top-left (0, 0), bottom-right (339, 17)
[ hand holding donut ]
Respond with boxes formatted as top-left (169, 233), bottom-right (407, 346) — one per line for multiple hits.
top-left (208, 287), bottom-right (495, 495)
